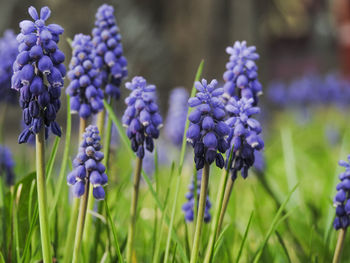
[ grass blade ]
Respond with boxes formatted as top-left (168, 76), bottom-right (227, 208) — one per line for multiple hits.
top-left (252, 183), bottom-right (299, 263)
top-left (105, 200), bottom-right (123, 263)
top-left (235, 211), bottom-right (254, 263)
top-left (164, 60), bottom-right (204, 263)
top-left (45, 136), bottom-right (60, 182)
top-left (275, 231), bottom-right (292, 263)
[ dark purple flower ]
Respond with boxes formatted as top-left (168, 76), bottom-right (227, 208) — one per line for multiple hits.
top-left (122, 76), bottom-right (162, 159)
top-left (225, 97), bottom-right (264, 180)
top-left (187, 79), bottom-right (230, 170)
top-left (92, 4), bottom-right (127, 99)
top-left (182, 171), bottom-right (211, 223)
top-left (165, 88), bottom-right (189, 146)
top-left (333, 156), bottom-right (350, 230)
top-left (0, 145), bottom-right (15, 186)
top-left (0, 30), bottom-right (18, 104)
top-left (223, 41), bottom-right (262, 105)
top-left (11, 6), bottom-right (65, 144)
top-left (66, 34), bottom-right (104, 119)
top-left (67, 125), bottom-right (107, 200)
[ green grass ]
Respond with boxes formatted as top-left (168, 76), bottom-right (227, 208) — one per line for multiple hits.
top-left (1, 97), bottom-right (350, 262)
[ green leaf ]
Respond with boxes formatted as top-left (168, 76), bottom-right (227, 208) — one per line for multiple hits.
top-left (275, 231), bottom-right (292, 263)
top-left (235, 211), bottom-right (254, 263)
top-left (105, 200), bottom-right (124, 263)
top-left (164, 60), bottom-right (204, 263)
top-left (252, 183), bottom-right (299, 263)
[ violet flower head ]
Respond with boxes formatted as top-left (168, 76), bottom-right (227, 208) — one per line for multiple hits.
top-left (92, 4), bottom-right (127, 99)
top-left (0, 146), bottom-right (15, 186)
top-left (225, 97), bottom-right (264, 180)
top-left (187, 79), bottom-right (230, 170)
top-left (223, 41), bottom-right (262, 104)
top-left (0, 30), bottom-right (18, 104)
top-left (333, 156), bottom-right (350, 230)
top-left (122, 76), bottom-right (163, 159)
top-left (165, 88), bottom-right (189, 146)
top-left (66, 34), bottom-right (104, 119)
top-left (182, 171), bottom-right (211, 223)
top-left (11, 6), bottom-right (66, 144)
top-left (67, 125), bottom-right (107, 200)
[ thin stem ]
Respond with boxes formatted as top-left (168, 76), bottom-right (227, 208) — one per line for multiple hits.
top-left (190, 163), bottom-right (210, 263)
top-left (35, 127), bottom-right (52, 263)
top-left (97, 108), bottom-right (106, 141)
top-left (203, 167), bottom-right (231, 263)
top-left (62, 117), bottom-right (86, 263)
top-left (332, 228), bottom-right (347, 263)
top-left (126, 157), bottom-right (143, 263)
top-left (72, 180), bottom-right (90, 263)
top-left (104, 98), bottom-right (113, 169)
top-left (216, 177), bottom-right (235, 238)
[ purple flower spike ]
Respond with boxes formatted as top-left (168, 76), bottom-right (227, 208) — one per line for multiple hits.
top-left (187, 79), bottom-right (230, 170)
top-left (66, 34), bottom-right (104, 119)
top-left (0, 30), bottom-right (18, 104)
top-left (164, 88), bottom-right (189, 146)
top-left (182, 171), bottom-right (211, 223)
top-left (0, 146), bottom-right (15, 186)
top-left (92, 4), bottom-right (127, 99)
top-left (11, 6), bottom-right (65, 144)
top-left (333, 157), bottom-right (350, 230)
top-left (122, 76), bottom-right (162, 159)
top-left (67, 125), bottom-right (107, 200)
top-left (225, 97), bottom-right (264, 180)
top-left (223, 41), bottom-right (262, 105)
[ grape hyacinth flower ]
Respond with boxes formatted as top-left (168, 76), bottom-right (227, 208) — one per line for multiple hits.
top-left (165, 87), bottom-right (189, 146)
top-left (67, 125), bottom-right (107, 200)
top-left (223, 41), bottom-right (262, 104)
top-left (333, 156), bottom-right (350, 230)
top-left (11, 6), bottom-right (66, 144)
top-left (182, 171), bottom-right (211, 223)
top-left (0, 146), bottom-right (15, 186)
top-left (66, 34), bottom-right (104, 119)
top-left (122, 76), bottom-right (163, 159)
top-left (187, 79), bottom-right (230, 170)
top-left (225, 97), bottom-right (264, 180)
top-left (0, 30), bottom-right (18, 104)
top-left (92, 4), bottom-right (127, 99)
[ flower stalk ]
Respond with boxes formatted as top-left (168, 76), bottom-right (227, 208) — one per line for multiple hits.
top-left (35, 127), bottom-right (52, 263)
top-left (332, 228), bottom-right (347, 263)
top-left (126, 156), bottom-right (143, 262)
top-left (190, 162), bottom-right (210, 263)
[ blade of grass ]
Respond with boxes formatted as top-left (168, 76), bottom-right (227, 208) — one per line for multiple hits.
top-left (252, 183), bottom-right (299, 263)
top-left (275, 231), bottom-right (292, 263)
top-left (212, 224), bottom-right (231, 261)
top-left (164, 59), bottom-right (204, 263)
top-left (235, 211), bottom-right (254, 263)
top-left (45, 136), bottom-right (60, 181)
top-left (105, 200), bottom-right (123, 263)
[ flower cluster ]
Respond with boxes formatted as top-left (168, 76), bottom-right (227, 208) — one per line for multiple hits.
top-left (92, 4), bottom-right (127, 99)
top-left (225, 97), bottom-right (264, 180)
top-left (67, 125), bottom-right (107, 200)
top-left (187, 79), bottom-right (230, 170)
top-left (11, 6), bottom-right (66, 143)
top-left (223, 41), bottom-right (262, 104)
top-left (165, 88), bottom-right (189, 146)
top-left (182, 171), bottom-right (211, 223)
top-left (66, 34), bottom-right (104, 119)
top-left (333, 156), bottom-right (350, 230)
top-left (0, 30), bottom-right (18, 104)
top-left (122, 76), bottom-right (162, 159)
top-left (0, 146), bottom-right (15, 186)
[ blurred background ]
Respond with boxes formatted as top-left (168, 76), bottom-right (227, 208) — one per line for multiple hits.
top-left (1, 0), bottom-right (350, 147)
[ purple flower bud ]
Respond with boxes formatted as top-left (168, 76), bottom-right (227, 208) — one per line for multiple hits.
top-left (93, 186), bottom-right (105, 200)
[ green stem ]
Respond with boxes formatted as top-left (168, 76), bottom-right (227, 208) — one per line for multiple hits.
top-left (332, 228), bottom-right (347, 263)
top-left (104, 99), bottom-right (113, 169)
top-left (62, 117), bottom-right (86, 263)
top-left (97, 108), bottom-right (106, 141)
top-left (72, 180), bottom-right (90, 263)
top-left (216, 177), bottom-right (234, 238)
top-left (36, 127), bottom-right (52, 263)
top-left (126, 157), bottom-right (143, 263)
top-left (203, 167), bottom-right (231, 263)
top-left (190, 163), bottom-right (210, 263)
